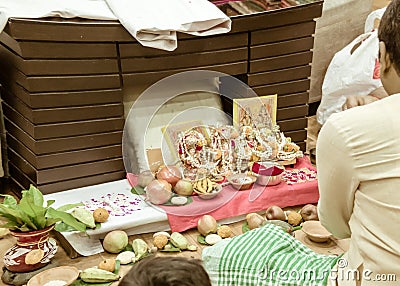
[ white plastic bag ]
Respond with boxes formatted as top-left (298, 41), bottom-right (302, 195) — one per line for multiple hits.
top-left (317, 30), bottom-right (382, 125)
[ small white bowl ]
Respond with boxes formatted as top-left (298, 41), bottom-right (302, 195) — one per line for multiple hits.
top-left (302, 221), bottom-right (332, 243)
top-left (193, 184), bottom-right (222, 200)
top-left (227, 174), bottom-right (256, 190)
top-left (27, 266), bottom-right (80, 286)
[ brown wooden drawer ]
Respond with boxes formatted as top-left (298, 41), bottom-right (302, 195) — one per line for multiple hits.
top-left (277, 117), bottom-right (307, 132)
top-left (123, 61), bottom-right (247, 88)
top-left (252, 79), bottom-right (310, 96)
top-left (250, 37), bottom-right (314, 60)
top-left (3, 103), bottom-right (124, 139)
top-left (277, 92), bottom-right (309, 108)
top-left (230, 1), bottom-right (323, 33)
top-left (0, 43), bottom-right (119, 75)
top-left (9, 162), bottom-right (125, 195)
top-left (250, 51), bottom-right (313, 73)
top-left (4, 18), bottom-right (132, 42)
top-left (120, 33), bottom-right (248, 58)
top-left (251, 21), bottom-right (316, 45)
top-left (0, 67), bottom-right (120, 93)
top-left (7, 134), bottom-right (122, 169)
top-left (277, 105), bottom-right (308, 121)
top-left (1, 84), bottom-right (122, 108)
top-left (8, 148), bottom-right (124, 184)
top-left (248, 65), bottom-right (311, 87)
top-left (0, 37), bottom-right (118, 59)
top-left (296, 141), bottom-right (306, 152)
top-left (284, 129), bottom-right (307, 143)
top-left (4, 118), bottom-right (123, 155)
top-left (2, 90), bottom-right (123, 124)
top-left (122, 47), bottom-right (247, 73)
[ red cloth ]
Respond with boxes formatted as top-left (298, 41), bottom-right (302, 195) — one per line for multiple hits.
top-left (127, 156), bottom-right (319, 232)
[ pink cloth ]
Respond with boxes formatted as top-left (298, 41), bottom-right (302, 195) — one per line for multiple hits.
top-left (127, 157), bottom-right (319, 232)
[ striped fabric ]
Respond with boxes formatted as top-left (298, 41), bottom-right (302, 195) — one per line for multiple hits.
top-left (202, 224), bottom-right (340, 286)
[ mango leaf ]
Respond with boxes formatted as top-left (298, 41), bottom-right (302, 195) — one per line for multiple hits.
top-left (23, 185), bottom-right (44, 207)
top-left (56, 203), bottom-right (84, 212)
top-left (197, 235), bottom-right (208, 245)
top-left (1, 195), bottom-right (17, 208)
top-left (19, 198), bottom-right (47, 229)
top-left (46, 208), bottom-right (86, 232)
top-left (0, 205), bottom-right (37, 230)
top-left (131, 186), bottom-right (145, 195)
top-left (46, 200), bottom-right (55, 208)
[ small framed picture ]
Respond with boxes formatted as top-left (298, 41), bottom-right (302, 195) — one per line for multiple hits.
top-left (232, 94), bottom-right (278, 129)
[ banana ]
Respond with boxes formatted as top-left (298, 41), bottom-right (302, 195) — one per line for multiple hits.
top-left (197, 179), bottom-right (206, 193)
top-left (80, 268), bottom-right (120, 283)
top-left (206, 178), bottom-right (213, 193)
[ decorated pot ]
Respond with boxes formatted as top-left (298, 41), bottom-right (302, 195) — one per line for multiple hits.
top-left (3, 225), bottom-right (58, 273)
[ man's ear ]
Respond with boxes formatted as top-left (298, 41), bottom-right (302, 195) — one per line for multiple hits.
top-left (379, 41), bottom-right (391, 73)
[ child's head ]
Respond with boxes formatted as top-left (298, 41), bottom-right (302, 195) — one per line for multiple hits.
top-left (119, 256), bottom-right (212, 286)
top-left (378, 0), bottom-right (400, 94)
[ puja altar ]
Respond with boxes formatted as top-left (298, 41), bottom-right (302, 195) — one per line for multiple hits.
top-left (0, 0), bottom-right (324, 194)
top-left (43, 155), bottom-right (318, 257)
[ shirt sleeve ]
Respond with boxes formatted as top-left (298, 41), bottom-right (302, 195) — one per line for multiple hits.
top-left (316, 118), bottom-right (359, 239)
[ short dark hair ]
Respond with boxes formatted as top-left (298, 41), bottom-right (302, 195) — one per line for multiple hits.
top-left (378, 0), bottom-right (400, 74)
top-left (119, 256), bottom-right (212, 286)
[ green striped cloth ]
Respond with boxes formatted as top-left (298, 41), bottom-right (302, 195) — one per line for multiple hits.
top-left (202, 224), bottom-right (340, 286)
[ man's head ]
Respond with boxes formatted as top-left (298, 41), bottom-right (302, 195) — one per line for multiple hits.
top-left (118, 256), bottom-right (212, 286)
top-left (378, 0), bottom-right (400, 94)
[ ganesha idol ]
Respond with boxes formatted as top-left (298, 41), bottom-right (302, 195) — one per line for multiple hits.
top-left (177, 126), bottom-right (234, 180)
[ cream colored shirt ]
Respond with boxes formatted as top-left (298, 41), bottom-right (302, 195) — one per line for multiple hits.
top-left (317, 94), bottom-right (400, 286)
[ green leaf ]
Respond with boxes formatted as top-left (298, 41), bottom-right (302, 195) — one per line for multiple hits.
top-left (242, 222), bottom-right (251, 233)
top-left (70, 280), bottom-right (112, 286)
top-left (124, 244), bottom-right (133, 252)
top-left (19, 198), bottom-right (47, 229)
top-left (95, 222), bottom-right (101, 229)
top-left (46, 200), bottom-right (55, 208)
top-left (0, 205), bottom-right (37, 230)
top-left (160, 242), bottom-right (181, 252)
top-left (54, 222), bottom-right (78, 232)
top-left (114, 260), bottom-right (121, 275)
top-left (1, 195), bottom-right (17, 207)
top-left (24, 185), bottom-right (45, 207)
top-left (197, 235), bottom-right (208, 245)
top-left (131, 186), bottom-right (145, 195)
top-left (46, 208), bottom-right (86, 232)
top-left (56, 203), bottom-right (84, 212)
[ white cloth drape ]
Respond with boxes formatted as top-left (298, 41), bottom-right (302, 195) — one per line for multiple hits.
top-left (0, 0), bottom-right (231, 51)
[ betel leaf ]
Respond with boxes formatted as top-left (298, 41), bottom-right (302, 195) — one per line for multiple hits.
top-left (56, 203), bottom-right (84, 212)
top-left (70, 280), bottom-right (112, 286)
top-left (160, 242), bottom-right (181, 252)
top-left (197, 235), bottom-right (208, 245)
top-left (46, 208), bottom-right (86, 232)
top-left (54, 222), bottom-right (78, 232)
top-left (131, 186), bottom-right (145, 195)
top-left (124, 243), bottom-right (133, 252)
top-left (114, 260), bottom-right (121, 275)
top-left (242, 222), bottom-right (251, 233)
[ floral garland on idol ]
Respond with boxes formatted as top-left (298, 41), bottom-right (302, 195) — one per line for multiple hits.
top-left (177, 124), bottom-right (302, 180)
